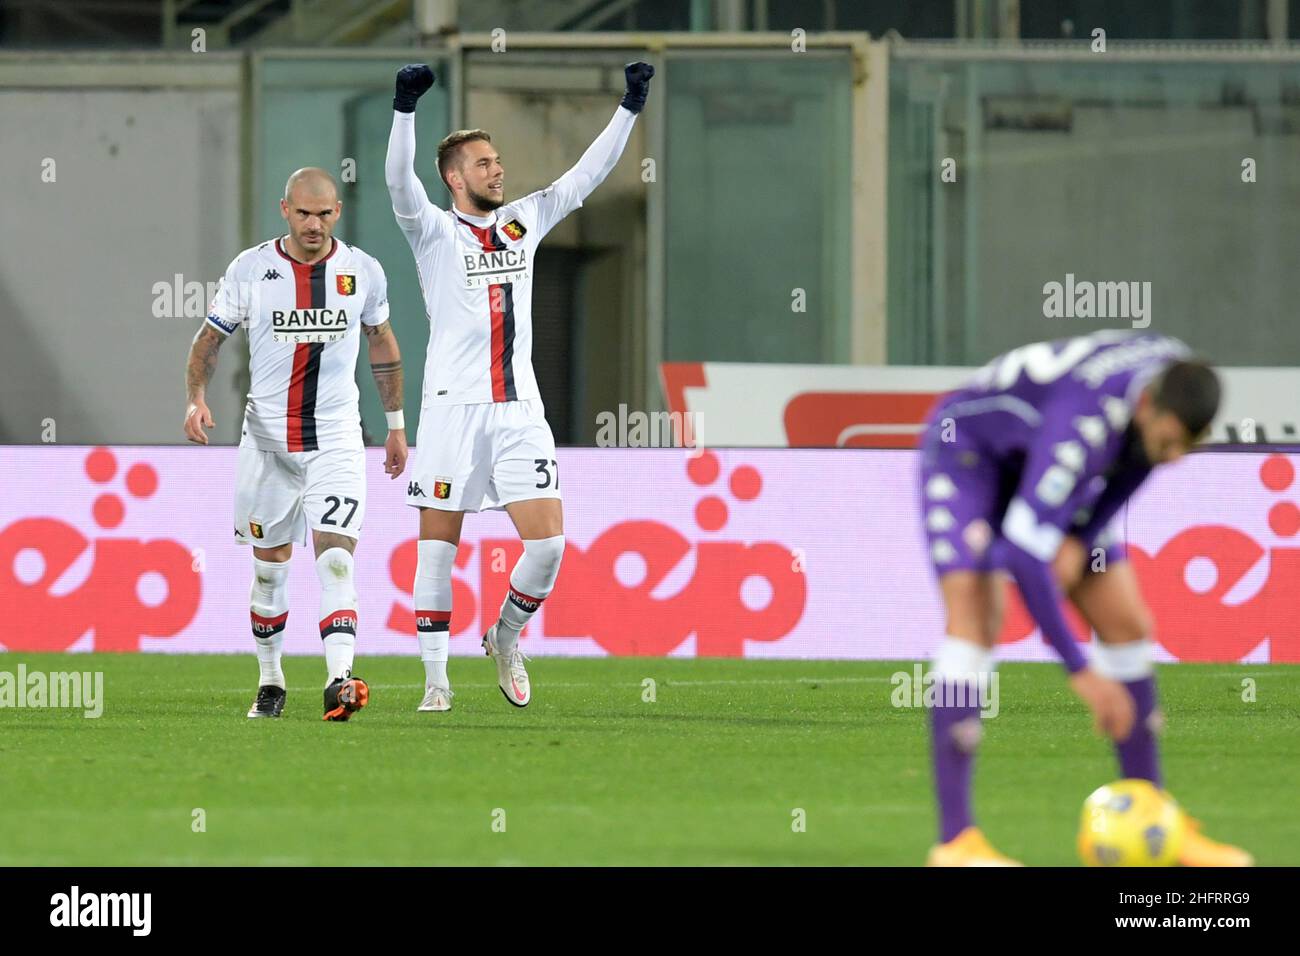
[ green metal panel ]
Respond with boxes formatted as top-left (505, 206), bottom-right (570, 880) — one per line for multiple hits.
top-left (889, 49), bottom-right (1300, 367)
top-left (663, 50), bottom-right (854, 365)
top-left (256, 53), bottom-right (451, 443)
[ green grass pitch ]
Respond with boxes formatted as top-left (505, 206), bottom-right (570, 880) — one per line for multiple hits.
top-left (2, 654), bottom-right (1295, 866)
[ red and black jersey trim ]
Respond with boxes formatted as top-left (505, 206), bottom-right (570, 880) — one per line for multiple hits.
top-left (277, 238), bottom-right (337, 451)
top-left (456, 217), bottom-right (518, 403)
top-left (493, 283), bottom-right (517, 403)
top-left (287, 337), bottom-right (323, 452)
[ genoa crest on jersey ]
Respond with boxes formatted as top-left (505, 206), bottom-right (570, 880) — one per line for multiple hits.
top-left (501, 219), bottom-right (526, 241)
top-left (336, 272), bottom-right (356, 296)
top-left (434, 478), bottom-right (452, 500)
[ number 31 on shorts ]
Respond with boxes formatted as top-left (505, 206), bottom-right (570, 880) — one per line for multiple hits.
top-left (533, 459), bottom-right (559, 490)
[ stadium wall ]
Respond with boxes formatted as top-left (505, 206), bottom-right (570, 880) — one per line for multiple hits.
top-left (3, 445), bottom-right (1295, 664)
top-left (888, 46), bottom-right (1300, 368)
top-left (0, 54), bottom-right (246, 445)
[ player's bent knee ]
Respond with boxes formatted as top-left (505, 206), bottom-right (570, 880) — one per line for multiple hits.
top-left (319, 551), bottom-right (348, 576)
top-left (943, 601), bottom-right (999, 648)
top-left (313, 532), bottom-right (356, 557)
top-left (939, 572), bottom-right (1002, 647)
top-left (522, 534), bottom-right (565, 579)
top-left (315, 546), bottom-right (356, 600)
top-left (253, 562), bottom-right (286, 590)
top-left (1133, 608), bottom-right (1156, 643)
top-left (1097, 609), bottom-right (1154, 647)
top-left (250, 556), bottom-right (290, 616)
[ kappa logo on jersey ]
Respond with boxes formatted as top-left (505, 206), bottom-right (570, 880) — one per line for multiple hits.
top-left (271, 308), bottom-right (350, 343)
top-left (434, 478), bottom-right (452, 500)
top-left (335, 271), bottom-right (357, 296)
top-left (262, 269), bottom-right (282, 281)
top-left (407, 481), bottom-right (426, 498)
top-left (461, 248), bottom-right (530, 289)
top-left (501, 219), bottom-right (526, 241)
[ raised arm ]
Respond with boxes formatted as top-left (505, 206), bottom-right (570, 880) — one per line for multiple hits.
top-left (525, 63), bottom-right (654, 237)
top-left (566, 62), bottom-right (654, 200)
top-left (559, 103), bottom-right (639, 204)
top-left (386, 64), bottom-right (436, 219)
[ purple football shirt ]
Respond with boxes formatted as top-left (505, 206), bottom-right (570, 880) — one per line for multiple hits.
top-left (919, 331), bottom-right (1192, 670)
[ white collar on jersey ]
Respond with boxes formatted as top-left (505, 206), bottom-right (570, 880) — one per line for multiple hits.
top-left (452, 206), bottom-right (496, 228)
top-left (275, 235), bottom-right (338, 265)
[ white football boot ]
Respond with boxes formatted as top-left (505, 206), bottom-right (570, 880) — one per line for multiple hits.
top-left (417, 684), bottom-right (453, 712)
top-left (482, 623), bottom-right (531, 707)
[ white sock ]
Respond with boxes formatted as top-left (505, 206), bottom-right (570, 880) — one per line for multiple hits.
top-left (1090, 638), bottom-right (1155, 680)
top-left (316, 547), bottom-right (358, 683)
top-left (930, 636), bottom-right (996, 683)
top-left (415, 539), bottom-right (457, 687)
top-left (250, 556), bottom-right (291, 689)
top-left (496, 535), bottom-right (565, 654)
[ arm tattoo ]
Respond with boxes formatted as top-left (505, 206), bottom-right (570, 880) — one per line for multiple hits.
top-left (370, 360), bottom-right (404, 412)
top-left (366, 321), bottom-right (404, 412)
top-left (185, 324), bottom-right (225, 401)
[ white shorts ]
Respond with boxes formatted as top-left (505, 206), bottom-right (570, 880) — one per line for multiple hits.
top-left (234, 444), bottom-right (367, 547)
top-left (407, 398), bottom-right (561, 513)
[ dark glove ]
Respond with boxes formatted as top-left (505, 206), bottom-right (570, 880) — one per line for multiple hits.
top-left (394, 63), bottom-right (435, 113)
top-left (621, 61), bottom-right (655, 114)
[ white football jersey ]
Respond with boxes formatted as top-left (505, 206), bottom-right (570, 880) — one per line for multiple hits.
top-left (206, 236), bottom-right (389, 452)
top-left (394, 179), bottom-right (581, 406)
